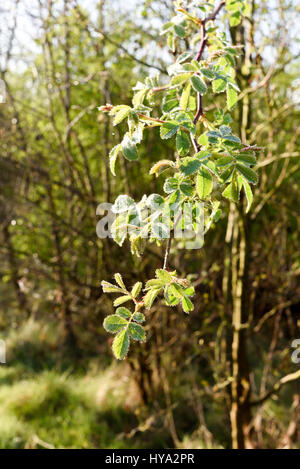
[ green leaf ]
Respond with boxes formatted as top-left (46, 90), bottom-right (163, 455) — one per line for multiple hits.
top-left (150, 159), bottom-right (175, 177)
top-left (236, 153), bottom-right (256, 165)
top-left (222, 174), bottom-right (240, 202)
top-left (113, 106), bottom-right (131, 126)
top-left (221, 166), bottom-right (234, 183)
top-left (226, 84), bottom-right (238, 109)
top-left (109, 144), bottom-right (122, 176)
top-left (113, 295), bottom-right (132, 307)
top-left (196, 167), bottom-right (213, 199)
top-left (128, 323), bottom-right (146, 342)
top-left (164, 177), bottom-right (179, 194)
top-left (180, 181), bottom-right (194, 196)
top-left (112, 329), bottom-right (130, 360)
top-left (190, 75), bottom-right (207, 94)
top-left (122, 134), bottom-right (139, 161)
top-left (132, 88), bottom-right (148, 107)
top-left (200, 68), bottom-right (214, 80)
top-left (103, 314), bottom-right (128, 333)
top-left (179, 157), bottom-right (201, 176)
top-left (114, 273), bottom-right (126, 289)
top-left (116, 307), bottom-right (132, 319)
top-left (147, 194), bottom-right (165, 210)
top-left (112, 194), bottom-right (135, 214)
top-left (176, 130), bottom-right (190, 156)
top-left (182, 297), bottom-right (194, 313)
top-left (167, 31), bottom-right (175, 52)
top-left (174, 24), bottom-right (186, 38)
top-left (144, 288), bottom-right (160, 309)
top-left (161, 21), bottom-right (173, 35)
top-left (165, 293), bottom-right (181, 306)
top-left (177, 52), bottom-right (192, 63)
top-left (184, 286), bottom-right (195, 297)
top-left (168, 283), bottom-right (185, 298)
top-left (243, 180), bottom-right (253, 213)
top-left (133, 312), bottom-right (145, 323)
top-left (145, 279), bottom-right (165, 289)
top-left (236, 163), bottom-right (258, 184)
top-left (171, 73), bottom-right (191, 86)
top-left (156, 269), bottom-right (173, 283)
top-left (160, 122), bottom-right (180, 140)
top-left (101, 281), bottom-right (125, 294)
top-left (212, 78), bottom-right (227, 93)
top-left (217, 155), bottom-right (234, 167)
top-left (180, 82), bottom-right (191, 111)
top-left (229, 11), bottom-right (241, 27)
top-left (131, 282), bottom-right (142, 298)
top-left (162, 97), bottom-right (178, 113)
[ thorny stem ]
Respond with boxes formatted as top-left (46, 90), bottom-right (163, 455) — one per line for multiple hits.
top-left (163, 1), bottom-right (225, 270)
top-left (193, 1), bottom-right (225, 127)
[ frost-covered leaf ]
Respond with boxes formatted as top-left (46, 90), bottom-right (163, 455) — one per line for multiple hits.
top-left (103, 314), bottom-right (128, 333)
top-left (217, 155), bottom-right (234, 167)
top-left (168, 283), bottom-right (185, 298)
top-left (113, 106), bottom-right (131, 126)
top-left (180, 181), bottom-right (194, 196)
top-left (236, 163), bottom-right (258, 184)
top-left (132, 88), bottom-right (148, 107)
top-left (164, 177), bottom-right (179, 194)
top-left (128, 323), bottom-right (146, 342)
top-left (144, 288), bottom-right (160, 309)
top-left (114, 273), bottom-right (126, 289)
top-left (212, 78), bottom-right (227, 93)
top-left (113, 295), bottom-right (132, 307)
top-left (131, 282), bottom-right (142, 298)
top-left (147, 194), bottom-right (165, 210)
top-left (226, 84), bottom-right (238, 109)
top-left (160, 121), bottom-right (180, 139)
top-left (200, 68), bottom-right (214, 80)
top-left (174, 24), bottom-right (186, 38)
top-left (176, 130), bottom-right (190, 156)
top-left (191, 75), bottom-right (207, 94)
top-left (180, 82), bottom-right (191, 111)
top-left (122, 134), bottom-right (139, 161)
top-left (179, 157), bottom-right (201, 176)
top-left (196, 167), bottom-right (213, 199)
top-left (112, 329), bottom-right (130, 360)
top-left (150, 159), bottom-right (175, 177)
top-left (182, 297), bottom-right (194, 313)
top-left (236, 153), bottom-right (256, 165)
top-left (145, 279), bottom-right (165, 290)
top-left (112, 195), bottom-right (136, 214)
top-left (101, 281), bottom-right (125, 294)
top-left (171, 73), bottom-right (191, 86)
top-left (156, 269), bottom-right (173, 283)
top-left (109, 144), bottom-right (122, 176)
top-left (243, 180), bottom-right (253, 213)
top-left (133, 312), bottom-right (145, 323)
top-left (116, 307), bottom-right (132, 319)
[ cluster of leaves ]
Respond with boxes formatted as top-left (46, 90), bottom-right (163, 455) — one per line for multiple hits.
top-left (101, 270), bottom-right (194, 359)
top-left (99, 0), bottom-right (259, 359)
top-left (144, 269), bottom-right (195, 313)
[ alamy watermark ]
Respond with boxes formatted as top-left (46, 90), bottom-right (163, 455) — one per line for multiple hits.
top-left (291, 339), bottom-right (300, 364)
top-left (96, 197), bottom-right (205, 250)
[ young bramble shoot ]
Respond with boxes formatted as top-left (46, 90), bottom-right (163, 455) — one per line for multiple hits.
top-left (99, 1), bottom-right (260, 360)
